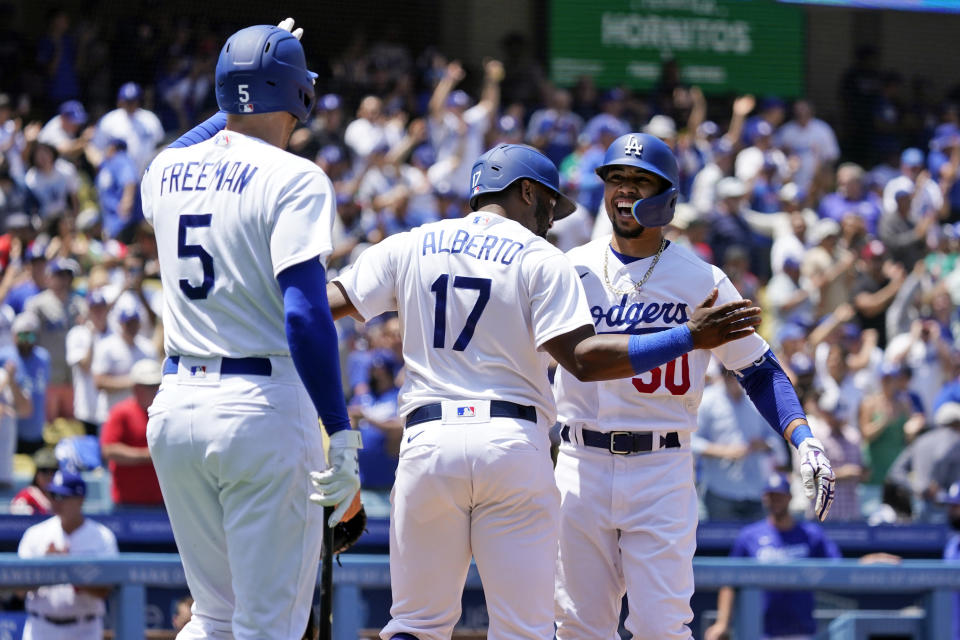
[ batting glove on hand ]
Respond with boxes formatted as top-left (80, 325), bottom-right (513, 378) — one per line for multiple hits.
top-left (798, 437), bottom-right (836, 522)
top-left (310, 429), bottom-right (363, 526)
top-left (276, 17), bottom-right (304, 40)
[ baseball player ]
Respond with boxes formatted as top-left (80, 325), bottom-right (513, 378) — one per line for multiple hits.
top-left (552, 132), bottom-right (837, 640)
top-left (141, 22), bottom-right (358, 640)
top-left (326, 143), bottom-right (760, 640)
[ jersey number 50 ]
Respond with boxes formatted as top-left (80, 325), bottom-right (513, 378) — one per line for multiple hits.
top-left (430, 274), bottom-right (491, 351)
top-left (178, 214), bottom-right (214, 300)
top-left (632, 354), bottom-right (691, 395)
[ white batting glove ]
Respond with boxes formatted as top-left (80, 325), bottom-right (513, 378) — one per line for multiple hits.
top-left (276, 17), bottom-right (304, 41)
top-left (798, 437), bottom-right (836, 522)
top-left (310, 429), bottom-right (362, 526)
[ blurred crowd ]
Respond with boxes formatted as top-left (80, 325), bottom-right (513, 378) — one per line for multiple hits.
top-left (1, 10), bottom-right (960, 526)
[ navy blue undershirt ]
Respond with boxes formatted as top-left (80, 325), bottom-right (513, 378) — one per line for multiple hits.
top-left (609, 240), bottom-right (671, 265)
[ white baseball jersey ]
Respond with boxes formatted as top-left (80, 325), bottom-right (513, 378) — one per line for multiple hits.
top-left (18, 516), bottom-right (118, 618)
top-left (141, 130), bottom-right (335, 359)
top-left (336, 213), bottom-right (593, 424)
top-left (93, 107), bottom-right (164, 176)
top-left (555, 237), bottom-right (769, 433)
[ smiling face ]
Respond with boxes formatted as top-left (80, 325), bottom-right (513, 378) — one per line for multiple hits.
top-left (602, 166), bottom-right (667, 239)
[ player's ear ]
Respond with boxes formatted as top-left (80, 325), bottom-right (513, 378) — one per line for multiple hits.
top-left (519, 179), bottom-right (535, 206)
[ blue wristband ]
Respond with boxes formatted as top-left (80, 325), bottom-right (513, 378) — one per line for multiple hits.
top-left (627, 325), bottom-right (694, 375)
top-left (789, 423), bottom-right (814, 448)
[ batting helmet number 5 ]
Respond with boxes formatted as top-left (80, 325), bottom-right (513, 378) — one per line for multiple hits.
top-left (238, 85), bottom-right (250, 103)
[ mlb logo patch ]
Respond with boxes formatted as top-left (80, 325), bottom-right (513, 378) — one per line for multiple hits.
top-left (190, 366), bottom-right (207, 378)
top-left (240, 104), bottom-right (254, 113)
top-left (472, 215), bottom-right (491, 224)
top-left (457, 406), bottom-right (476, 418)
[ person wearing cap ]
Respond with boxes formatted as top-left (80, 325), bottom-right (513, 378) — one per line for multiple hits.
top-left (807, 391), bottom-right (864, 521)
top-left (526, 87), bottom-right (584, 167)
top-left (704, 473), bottom-right (841, 640)
top-left (4, 242), bottom-right (48, 315)
top-left (288, 93), bottom-right (346, 160)
top-left (17, 468), bottom-right (118, 640)
top-left (582, 88), bottom-right (631, 145)
top-left (708, 176), bottom-right (769, 280)
top-left (940, 482), bottom-right (960, 639)
top-left (23, 257), bottom-right (85, 422)
top-left (100, 358), bottom-right (163, 507)
top-left (65, 290), bottom-right (111, 436)
top-left (885, 315), bottom-right (954, 419)
top-left (38, 100), bottom-right (91, 160)
top-left (349, 353), bottom-right (402, 492)
top-left (10, 447), bottom-right (57, 515)
top-left (819, 163), bottom-right (882, 236)
top-left (95, 135), bottom-right (142, 242)
top-left (694, 369), bottom-right (788, 522)
top-left (882, 147), bottom-right (947, 221)
top-left (775, 99), bottom-right (840, 192)
top-left (0, 313), bottom-right (51, 455)
top-left (801, 218), bottom-right (856, 318)
top-left (767, 254), bottom-right (814, 342)
top-left (427, 58), bottom-right (503, 199)
top-left (735, 119), bottom-right (789, 184)
top-left (859, 362), bottom-right (925, 494)
top-left (89, 81), bottom-right (164, 176)
top-left (887, 402), bottom-right (960, 522)
top-left (879, 176), bottom-right (940, 270)
top-left (91, 303), bottom-right (155, 423)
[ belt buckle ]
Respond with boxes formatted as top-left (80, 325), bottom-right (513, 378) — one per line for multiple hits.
top-left (609, 431), bottom-right (631, 455)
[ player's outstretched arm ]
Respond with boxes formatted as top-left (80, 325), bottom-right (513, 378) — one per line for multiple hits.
top-left (544, 288), bottom-right (761, 383)
top-left (735, 352), bottom-right (836, 521)
top-left (326, 281), bottom-right (361, 322)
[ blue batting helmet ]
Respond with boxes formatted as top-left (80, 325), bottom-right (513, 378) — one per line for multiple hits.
top-left (595, 133), bottom-right (679, 227)
top-left (215, 25), bottom-right (317, 123)
top-left (469, 144), bottom-right (577, 219)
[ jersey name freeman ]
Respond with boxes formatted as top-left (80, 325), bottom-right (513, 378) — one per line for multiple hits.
top-left (421, 229), bottom-right (525, 265)
top-left (158, 160), bottom-right (259, 196)
top-left (591, 294), bottom-right (690, 333)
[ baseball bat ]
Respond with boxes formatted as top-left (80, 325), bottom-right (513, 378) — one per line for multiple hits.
top-left (320, 505), bottom-right (334, 640)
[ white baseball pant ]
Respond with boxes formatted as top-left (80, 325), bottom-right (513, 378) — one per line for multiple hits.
top-left (380, 410), bottom-right (558, 640)
top-left (147, 356), bottom-right (325, 640)
top-left (554, 435), bottom-right (698, 640)
top-left (22, 615), bottom-right (102, 640)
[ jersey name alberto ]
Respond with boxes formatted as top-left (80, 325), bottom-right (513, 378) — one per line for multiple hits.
top-left (336, 213), bottom-right (593, 423)
top-left (141, 130), bottom-right (335, 359)
top-left (554, 238), bottom-right (769, 433)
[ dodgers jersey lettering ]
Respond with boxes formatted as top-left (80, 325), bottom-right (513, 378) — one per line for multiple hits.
top-left (141, 130), bottom-right (335, 358)
top-left (336, 213), bottom-right (593, 423)
top-left (554, 238), bottom-right (769, 432)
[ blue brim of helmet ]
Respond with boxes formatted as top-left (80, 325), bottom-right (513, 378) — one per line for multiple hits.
top-left (555, 193), bottom-right (578, 220)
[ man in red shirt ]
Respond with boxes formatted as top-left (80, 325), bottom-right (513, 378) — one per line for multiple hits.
top-left (100, 359), bottom-right (163, 507)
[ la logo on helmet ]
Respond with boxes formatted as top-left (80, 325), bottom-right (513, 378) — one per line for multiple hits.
top-left (624, 136), bottom-right (643, 157)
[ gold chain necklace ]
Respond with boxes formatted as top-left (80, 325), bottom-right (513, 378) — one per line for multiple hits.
top-left (602, 238), bottom-right (667, 296)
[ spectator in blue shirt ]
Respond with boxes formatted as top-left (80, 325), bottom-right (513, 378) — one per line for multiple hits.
top-left (350, 353), bottom-right (401, 490)
top-left (942, 482), bottom-right (960, 639)
top-left (4, 244), bottom-right (47, 315)
top-left (95, 138), bottom-right (141, 243)
top-left (694, 370), bottom-right (787, 521)
top-left (705, 473), bottom-right (841, 640)
top-left (0, 313), bottom-right (51, 454)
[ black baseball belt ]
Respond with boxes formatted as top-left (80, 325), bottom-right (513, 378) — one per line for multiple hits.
top-left (560, 424), bottom-right (681, 455)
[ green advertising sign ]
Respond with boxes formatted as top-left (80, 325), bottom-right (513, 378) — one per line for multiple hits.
top-left (550, 0), bottom-right (805, 96)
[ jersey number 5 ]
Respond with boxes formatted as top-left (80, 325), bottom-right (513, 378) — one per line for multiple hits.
top-left (178, 214), bottom-right (215, 300)
top-left (632, 354), bottom-right (691, 395)
top-left (430, 274), bottom-right (491, 351)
